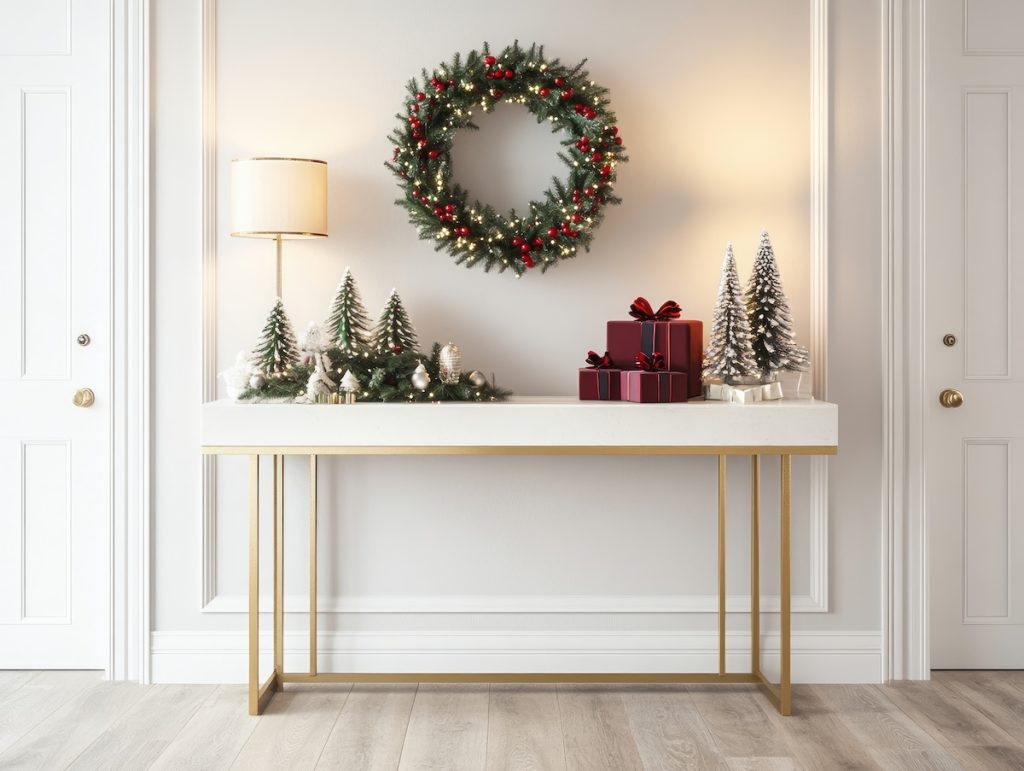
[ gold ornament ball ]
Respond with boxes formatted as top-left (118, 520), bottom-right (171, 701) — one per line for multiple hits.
top-left (439, 342), bottom-right (462, 384)
top-left (468, 370), bottom-right (486, 387)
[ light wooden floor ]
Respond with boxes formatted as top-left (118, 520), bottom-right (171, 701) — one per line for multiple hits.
top-left (1, 671), bottom-right (1023, 770)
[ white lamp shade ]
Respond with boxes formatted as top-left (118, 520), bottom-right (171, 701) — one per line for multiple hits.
top-left (230, 157), bottom-right (328, 239)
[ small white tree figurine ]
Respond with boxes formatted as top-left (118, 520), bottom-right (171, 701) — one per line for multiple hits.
top-left (300, 322), bottom-right (335, 403)
top-left (703, 244), bottom-right (758, 384)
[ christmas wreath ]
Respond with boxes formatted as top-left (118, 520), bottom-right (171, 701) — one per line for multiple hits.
top-left (385, 42), bottom-right (627, 276)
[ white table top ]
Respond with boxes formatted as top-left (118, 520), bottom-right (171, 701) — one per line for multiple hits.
top-left (201, 397), bottom-right (838, 455)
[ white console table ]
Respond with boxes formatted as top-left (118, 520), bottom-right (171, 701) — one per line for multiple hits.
top-left (201, 397), bottom-right (838, 716)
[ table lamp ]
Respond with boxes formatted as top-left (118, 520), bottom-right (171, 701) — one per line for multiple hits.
top-left (230, 157), bottom-right (328, 297)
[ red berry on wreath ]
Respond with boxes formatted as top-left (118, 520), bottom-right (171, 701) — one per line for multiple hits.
top-left (416, 92), bottom-right (426, 102)
top-left (547, 226), bottom-right (559, 239)
top-left (520, 243), bottom-right (531, 254)
top-left (554, 77), bottom-right (565, 87)
top-left (504, 69), bottom-right (514, 79)
top-left (418, 139), bottom-right (428, 148)
top-left (615, 137), bottom-right (623, 145)
top-left (512, 236), bottom-right (523, 246)
top-left (611, 125), bottom-right (619, 135)
top-left (522, 254), bottom-right (536, 268)
top-left (484, 55), bottom-right (496, 66)
top-left (428, 149), bottom-right (439, 159)
top-left (560, 89), bottom-right (573, 100)
top-left (445, 203), bottom-right (455, 212)
top-left (591, 151), bottom-right (602, 162)
top-left (410, 104), bottom-right (419, 113)
top-left (572, 213), bottom-right (582, 223)
top-left (434, 206), bottom-right (443, 216)
top-left (532, 237), bottom-right (544, 248)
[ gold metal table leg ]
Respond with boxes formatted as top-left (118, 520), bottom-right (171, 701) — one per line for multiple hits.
top-left (750, 455), bottom-right (760, 676)
top-left (718, 455), bottom-right (727, 676)
top-left (309, 454), bottom-right (317, 676)
top-left (780, 454), bottom-right (792, 715)
top-left (274, 454), bottom-right (284, 690)
top-left (248, 455), bottom-right (260, 715)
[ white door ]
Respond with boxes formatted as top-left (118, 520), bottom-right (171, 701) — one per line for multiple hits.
top-left (0, 0), bottom-right (111, 668)
top-left (928, 0), bottom-right (1024, 668)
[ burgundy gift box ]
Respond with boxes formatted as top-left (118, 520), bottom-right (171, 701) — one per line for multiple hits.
top-left (579, 368), bottom-right (623, 400)
top-left (620, 369), bottom-right (689, 403)
top-left (606, 319), bottom-right (703, 398)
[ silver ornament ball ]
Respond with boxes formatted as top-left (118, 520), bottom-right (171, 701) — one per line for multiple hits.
top-left (248, 373), bottom-right (266, 390)
top-left (468, 370), bottom-right (487, 387)
top-left (411, 362), bottom-right (431, 391)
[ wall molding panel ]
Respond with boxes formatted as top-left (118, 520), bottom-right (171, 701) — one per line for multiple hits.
top-left (198, 0), bottom-right (832, 620)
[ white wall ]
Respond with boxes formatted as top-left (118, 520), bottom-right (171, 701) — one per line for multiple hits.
top-left (152, 0), bottom-right (884, 682)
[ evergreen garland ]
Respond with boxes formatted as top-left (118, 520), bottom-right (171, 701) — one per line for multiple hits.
top-left (324, 268), bottom-right (372, 353)
top-left (385, 41), bottom-right (627, 276)
top-left (237, 344), bottom-right (510, 403)
top-left (703, 244), bottom-right (758, 384)
top-left (249, 299), bottom-right (300, 377)
top-left (745, 231), bottom-right (810, 381)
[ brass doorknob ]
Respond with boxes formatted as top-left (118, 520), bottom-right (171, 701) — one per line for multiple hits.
top-left (939, 388), bottom-right (963, 408)
top-left (72, 388), bottom-right (95, 408)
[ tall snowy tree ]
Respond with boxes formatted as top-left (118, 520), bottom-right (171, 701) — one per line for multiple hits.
top-left (249, 299), bottom-right (300, 377)
top-left (324, 268), bottom-right (372, 353)
top-left (703, 244), bottom-right (758, 384)
top-left (372, 288), bottom-right (419, 354)
top-left (745, 230), bottom-right (809, 381)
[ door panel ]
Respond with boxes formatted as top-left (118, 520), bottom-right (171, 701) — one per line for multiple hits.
top-left (0, 0), bottom-right (110, 668)
top-left (928, 2), bottom-right (1024, 668)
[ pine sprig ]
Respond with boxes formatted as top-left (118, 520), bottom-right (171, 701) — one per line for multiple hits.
top-left (385, 42), bottom-right (627, 277)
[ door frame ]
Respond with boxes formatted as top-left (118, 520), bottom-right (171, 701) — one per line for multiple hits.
top-left (883, 0), bottom-right (928, 681)
top-left (109, 0), bottom-right (151, 683)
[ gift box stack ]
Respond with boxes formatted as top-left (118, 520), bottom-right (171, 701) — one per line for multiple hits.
top-left (579, 297), bottom-right (704, 403)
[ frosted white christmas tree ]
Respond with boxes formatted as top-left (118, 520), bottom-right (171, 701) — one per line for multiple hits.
top-left (324, 268), bottom-right (372, 354)
top-left (372, 288), bottom-right (419, 354)
top-left (703, 244), bottom-right (758, 384)
top-left (249, 299), bottom-right (300, 378)
top-left (745, 230), bottom-right (810, 382)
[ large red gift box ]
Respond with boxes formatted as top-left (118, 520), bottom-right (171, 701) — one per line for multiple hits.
top-left (620, 369), bottom-right (689, 403)
top-left (607, 319), bottom-right (703, 397)
top-left (578, 367), bottom-right (623, 400)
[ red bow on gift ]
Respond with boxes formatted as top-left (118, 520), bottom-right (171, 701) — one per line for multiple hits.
top-left (628, 297), bottom-right (682, 321)
top-left (585, 350), bottom-right (613, 369)
top-left (635, 351), bottom-right (666, 371)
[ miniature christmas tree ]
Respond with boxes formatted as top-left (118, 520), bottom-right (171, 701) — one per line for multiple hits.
top-left (324, 268), bottom-right (372, 353)
top-left (745, 230), bottom-right (809, 381)
top-left (372, 288), bottom-right (419, 354)
top-left (703, 244), bottom-right (758, 384)
top-left (249, 299), bottom-right (300, 378)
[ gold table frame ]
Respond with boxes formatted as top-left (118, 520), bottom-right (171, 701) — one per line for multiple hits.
top-left (202, 444), bottom-right (837, 716)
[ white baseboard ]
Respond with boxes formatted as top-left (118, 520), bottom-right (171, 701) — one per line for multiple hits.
top-left (200, 592), bottom-right (827, 614)
top-left (151, 630), bottom-right (881, 685)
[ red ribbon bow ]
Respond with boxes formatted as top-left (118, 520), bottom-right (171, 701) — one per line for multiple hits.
top-left (635, 351), bottom-right (666, 371)
top-left (628, 297), bottom-right (682, 321)
top-left (585, 350), bottom-right (613, 369)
